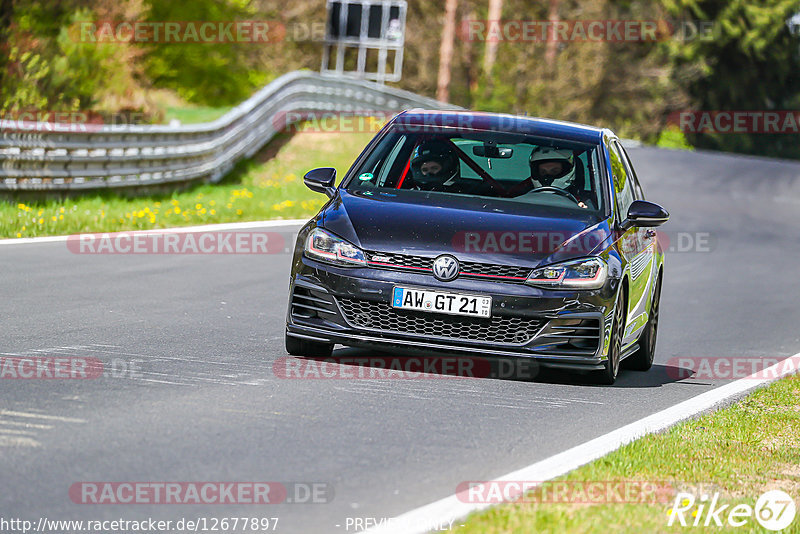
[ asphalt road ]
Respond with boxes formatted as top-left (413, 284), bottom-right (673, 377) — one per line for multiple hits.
top-left (2, 145), bottom-right (800, 533)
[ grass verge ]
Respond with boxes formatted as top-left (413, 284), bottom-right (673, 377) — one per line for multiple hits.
top-left (458, 374), bottom-right (800, 533)
top-left (163, 105), bottom-right (233, 124)
top-left (2, 131), bottom-right (374, 239)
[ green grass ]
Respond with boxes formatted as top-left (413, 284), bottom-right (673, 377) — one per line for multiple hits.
top-left (163, 105), bottom-right (234, 124)
top-left (656, 126), bottom-right (694, 151)
top-left (2, 130), bottom-right (374, 238)
top-left (458, 375), bottom-right (800, 533)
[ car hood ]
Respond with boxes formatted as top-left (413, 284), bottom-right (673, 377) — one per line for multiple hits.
top-left (321, 189), bottom-right (611, 267)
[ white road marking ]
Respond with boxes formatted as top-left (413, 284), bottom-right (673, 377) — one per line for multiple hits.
top-left (0, 219), bottom-right (308, 246)
top-left (361, 352), bottom-right (800, 534)
top-left (0, 410), bottom-right (86, 424)
top-left (0, 436), bottom-right (40, 448)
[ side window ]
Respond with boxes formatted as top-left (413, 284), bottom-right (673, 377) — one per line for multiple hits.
top-left (616, 142), bottom-right (644, 200)
top-left (608, 140), bottom-right (635, 221)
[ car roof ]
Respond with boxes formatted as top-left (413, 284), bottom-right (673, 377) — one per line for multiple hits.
top-left (391, 110), bottom-right (609, 144)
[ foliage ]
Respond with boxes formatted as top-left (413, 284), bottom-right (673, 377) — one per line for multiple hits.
top-left (661, 0), bottom-right (800, 158)
top-left (1, 0), bottom-right (798, 158)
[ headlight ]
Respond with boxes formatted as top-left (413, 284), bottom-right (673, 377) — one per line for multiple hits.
top-left (526, 257), bottom-right (608, 290)
top-left (304, 228), bottom-right (366, 267)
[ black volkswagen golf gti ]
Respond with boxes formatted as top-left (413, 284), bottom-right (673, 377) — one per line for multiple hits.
top-left (284, 111), bottom-right (669, 384)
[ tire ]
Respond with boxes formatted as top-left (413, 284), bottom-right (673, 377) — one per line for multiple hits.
top-left (623, 275), bottom-right (662, 371)
top-left (285, 333), bottom-right (333, 358)
top-left (595, 288), bottom-right (626, 385)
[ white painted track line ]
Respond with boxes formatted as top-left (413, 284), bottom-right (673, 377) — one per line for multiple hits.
top-left (0, 219), bottom-right (308, 246)
top-left (362, 353), bottom-right (800, 534)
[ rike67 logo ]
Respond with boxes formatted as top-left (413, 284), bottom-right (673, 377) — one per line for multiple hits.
top-left (668, 490), bottom-right (796, 531)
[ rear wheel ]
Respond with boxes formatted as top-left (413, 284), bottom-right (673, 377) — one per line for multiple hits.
top-left (623, 275), bottom-right (662, 371)
top-left (285, 333), bottom-right (333, 358)
top-left (594, 289), bottom-right (626, 385)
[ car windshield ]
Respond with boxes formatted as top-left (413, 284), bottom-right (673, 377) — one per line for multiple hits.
top-left (345, 126), bottom-right (605, 213)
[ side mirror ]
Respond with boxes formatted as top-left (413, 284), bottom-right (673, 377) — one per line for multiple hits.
top-left (304, 167), bottom-right (336, 198)
top-left (620, 200), bottom-right (669, 231)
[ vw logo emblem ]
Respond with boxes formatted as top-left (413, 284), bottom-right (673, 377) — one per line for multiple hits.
top-left (432, 255), bottom-right (460, 281)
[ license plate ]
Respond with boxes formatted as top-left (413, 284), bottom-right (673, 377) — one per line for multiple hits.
top-left (391, 287), bottom-right (492, 318)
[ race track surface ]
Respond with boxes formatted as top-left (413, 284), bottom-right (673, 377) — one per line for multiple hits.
top-left (2, 146), bottom-right (799, 532)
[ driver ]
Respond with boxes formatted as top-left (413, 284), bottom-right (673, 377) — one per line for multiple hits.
top-left (507, 147), bottom-right (589, 208)
top-left (408, 140), bottom-right (462, 191)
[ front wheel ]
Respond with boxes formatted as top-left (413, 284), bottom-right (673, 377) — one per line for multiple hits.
top-left (285, 332), bottom-right (333, 358)
top-left (623, 276), bottom-right (662, 371)
top-left (594, 289), bottom-right (626, 385)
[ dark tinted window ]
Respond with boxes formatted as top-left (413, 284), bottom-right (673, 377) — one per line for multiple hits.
top-left (346, 126), bottom-right (605, 214)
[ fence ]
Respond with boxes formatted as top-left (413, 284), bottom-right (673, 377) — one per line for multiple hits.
top-left (0, 71), bottom-right (458, 192)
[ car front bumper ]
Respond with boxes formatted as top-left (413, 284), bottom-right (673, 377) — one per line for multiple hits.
top-left (286, 256), bottom-right (618, 370)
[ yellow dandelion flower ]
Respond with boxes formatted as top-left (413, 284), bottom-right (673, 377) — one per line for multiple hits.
top-left (17, 203), bottom-right (26, 210)
top-left (199, 208), bottom-right (207, 215)
top-left (59, 207), bottom-right (65, 213)
top-left (171, 199), bottom-right (179, 205)
top-left (59, 215), bottom-right (64, 220)
top-left (155, 202), bottom-right (161, 207)
top-left (174, 207), bottom-right (181, 214)
top-left (209, 200), bottom-right (215, 206)
top-left (226, 203), bottom-right (233, 209)
top-left (195, 203), bottom-right (202, 210)
top-left (16, 233), bottom-right (21, 238)
top-left (38, 218), bottom-right (43, 224)
top-left (236, 209), bottom-right (243, 215)
top-left (210, 209), bottom-right (216, 215)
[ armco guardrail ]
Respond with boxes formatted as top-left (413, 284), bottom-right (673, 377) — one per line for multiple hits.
top-left (0, 71), bottom-right (458, 192)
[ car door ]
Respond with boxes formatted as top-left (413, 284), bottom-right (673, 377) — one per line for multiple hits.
top-left (616, 140), bottom-right (658, 340)
top-left (607, 138), bottom-right (648, 347)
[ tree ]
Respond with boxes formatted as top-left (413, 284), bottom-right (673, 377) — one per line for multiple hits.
top-left (437, 0), bottom-right (458, 102)
top-left (662, 0), bottom-right (800, 158)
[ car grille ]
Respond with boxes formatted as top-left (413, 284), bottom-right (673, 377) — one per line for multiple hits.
top-left (365, 251), bottom-right (531, 282)
top-left (337, 297), bottom-right (544, 345)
